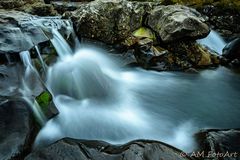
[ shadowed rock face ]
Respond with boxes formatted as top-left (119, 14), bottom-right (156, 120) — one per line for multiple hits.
top-left (0, 100), bottom-right (35, 160)
top-left (196, 129), bottom-right (240, 160)
top-left (25, 138), bottom-right (193, 160)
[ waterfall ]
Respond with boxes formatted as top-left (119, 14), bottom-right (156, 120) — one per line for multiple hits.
top-left (30, 24), bottom-right (240, 153)
top-left (197, 30), bottom-right (226, 54)
top-left (34, 44), bottom-right (198, 152)
top-left (19, 51), bottom-right (47, 125)
top-left (50, 29), bottom-right (73, 58)
top-left (35, 45), bottom-right (47, 73)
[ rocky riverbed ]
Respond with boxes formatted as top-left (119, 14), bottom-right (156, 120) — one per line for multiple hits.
top-left (0, 0), bottom-right (240, 160)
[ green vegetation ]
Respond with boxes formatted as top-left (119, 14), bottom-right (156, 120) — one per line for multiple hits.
top-left (36, 91), bottom-right (52, 114)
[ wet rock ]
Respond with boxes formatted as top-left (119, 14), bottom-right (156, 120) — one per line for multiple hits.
top-left (146, 5), bottom-right (210, 42)
top-left (222, 38), bottom-right (240, 61)
top-left (0, 10), bottom-right (72, 63)
top-left (70, 0), bottom-right (158, 44)
top-left (25, 138), bottom-right (193, 160)
top-left (166, 41), bottom-right (219, 68)
top-left (196, 129), bottom-right (240, 160)
top-left (0, 100), bottom-right (35, 160)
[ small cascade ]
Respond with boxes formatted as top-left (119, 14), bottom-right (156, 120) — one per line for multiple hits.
top-left (19, 51), bottom-right (47, 125)
top-left (197, 30), bottom-right (226, 54)
top-left (35, 45), bottom-right (47, 73)
top-left (50, 29), bottom-right (73, 58)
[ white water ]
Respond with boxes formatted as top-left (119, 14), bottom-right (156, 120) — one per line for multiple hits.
top-left (50, 29), bottom-right (73, 58)
top-left (198, 30), bottom-right (226, 54)
top-left (34, 45), bottom-right (198, 152)
top-left (32, 30), bottom-right (240, 153)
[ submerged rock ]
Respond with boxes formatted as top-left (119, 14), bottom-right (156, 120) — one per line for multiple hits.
top-left (146, 5), bottom-right (210, 42)
top-left (26, 138), bottom-right (193, 160)
top-left (0, 100), bottom-right (36, 160)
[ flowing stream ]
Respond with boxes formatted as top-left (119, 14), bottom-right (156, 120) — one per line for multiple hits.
top-left (18, 30), bottom-right (240, 153)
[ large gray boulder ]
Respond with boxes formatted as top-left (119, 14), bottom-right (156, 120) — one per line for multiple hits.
top-left (146, 5), bottom-right (210, 42)
top-left (0, 100), bottom-right (35, 160)
top-left (26, 138), bottom-right (193, 160)
top-left (70, 0), bottom-right (158, 44)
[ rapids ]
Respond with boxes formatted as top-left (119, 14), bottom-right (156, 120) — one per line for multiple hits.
top-left (17, 29), bottom-right (240, 153)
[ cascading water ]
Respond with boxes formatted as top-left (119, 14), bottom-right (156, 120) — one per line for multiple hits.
top-left (197, 30), bottom-right (226, 54)
top-left (19, 51), bottom-right (47, 125)
top-left (33, 29), bottom-right (240, 153)
top-left (50, 29), bottom-right (73, 58)
top-left (35, 45), bottom-right (47, 73)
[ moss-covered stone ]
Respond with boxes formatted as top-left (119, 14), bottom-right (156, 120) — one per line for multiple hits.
top-left (36, 91), bottom-right (52, 114)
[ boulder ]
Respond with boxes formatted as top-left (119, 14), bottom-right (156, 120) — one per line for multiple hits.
top-left (146, 5), bottom-right (210, 42)
top-left (222, 38), bottom-right (240, 61)
top-left (165, 41), bottom-right (220, 68)
top-left (195, 129), bottom-right (240, 160)
top-left (25, 138), bottom-right (193, 160)
top-left (70, 0), bottom-right (158, 44)
top-left (0, 100), bottom-right (35, 160)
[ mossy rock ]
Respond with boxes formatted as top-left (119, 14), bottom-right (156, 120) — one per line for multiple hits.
top-left (36, 91), bottom-right (52, 115)
top-left (133, 27), bottom-right (156, 40)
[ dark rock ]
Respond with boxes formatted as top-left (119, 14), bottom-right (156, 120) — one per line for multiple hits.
top-left (146, 5), bottom-right (210, 42)
top-left (0, 0), bottom-right (57, 16)
top-left (197, 5), bottom-right (240, 41)
top-left (166, 41), bottom-right (219, 68)
top-left (21, 2), bottom-right (58, 16)
top-left (52, 2), bottom-right (81, 15)
top-left (195, 129), bottom-right (240, 160)
top-left (70, 0), bottom-right (159, 44)
top-left (222, 38), bottom-right (240, 61)
top-left (25, 138), bottom-right (193, 160)
top-left (0, 100), bottom-right (36, 160)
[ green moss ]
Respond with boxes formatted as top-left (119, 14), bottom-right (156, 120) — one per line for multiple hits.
top-left (36, 91), bottom-right (52, 114)
top-left (133, 27), bottom-right (156, 39)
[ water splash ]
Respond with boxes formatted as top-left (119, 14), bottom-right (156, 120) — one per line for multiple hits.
top-left (197, 30), bottom-right (226, 54)
top-left (35, 48), bottom-right (198, 152)
top-left (33, 28), bottom-right (240, 153)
